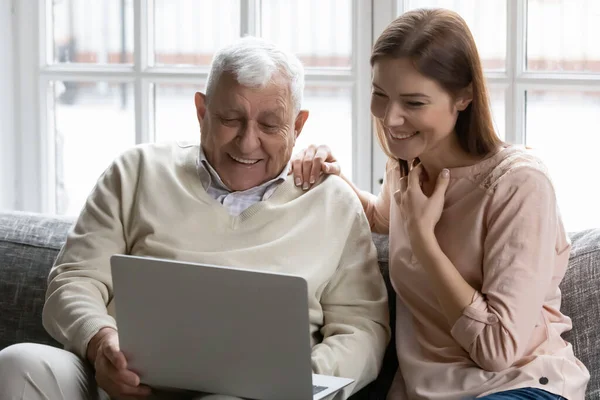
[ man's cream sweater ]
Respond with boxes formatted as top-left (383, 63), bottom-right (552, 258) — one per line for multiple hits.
top-left (42, 143), bottom-right (390, 395)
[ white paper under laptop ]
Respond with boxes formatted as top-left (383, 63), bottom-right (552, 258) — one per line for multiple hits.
top-left (110, 255), bottom-right (354, 400)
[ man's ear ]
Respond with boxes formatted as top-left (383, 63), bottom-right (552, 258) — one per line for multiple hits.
top-left (194, 92), bottom-right (207, 123)
top-left (455, 84), bottom-right (473, 111)
top-left (293, 110), bottom-right (310, 139)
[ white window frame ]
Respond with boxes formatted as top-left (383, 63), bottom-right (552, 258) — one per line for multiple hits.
top-left (15, 0), bottom-right (600, 213)
top-left (13, 0), bottom-right (374, 214)
top-left (0, 1), bottom-right (16, 210)
top-left (371, 0), bottom-right (600, 187)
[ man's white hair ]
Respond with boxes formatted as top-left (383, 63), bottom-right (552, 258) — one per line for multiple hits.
top-left (205, 36), bottom-right (305, 114)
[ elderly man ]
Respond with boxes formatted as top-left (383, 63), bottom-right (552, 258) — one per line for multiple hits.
top-left (0, 37), bottom-right (389, 400)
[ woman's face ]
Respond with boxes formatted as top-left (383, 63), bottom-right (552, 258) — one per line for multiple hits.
top-left (370, 57), bottom-right (471, 162)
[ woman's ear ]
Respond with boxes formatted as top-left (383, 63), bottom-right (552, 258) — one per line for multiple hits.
top-left (455, 83), bottom-right (473, 111)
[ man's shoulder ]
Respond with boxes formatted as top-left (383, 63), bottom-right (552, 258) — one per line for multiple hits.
top-left (112, 142), bottom-right (198, 170)
top-left (117, 141), bottom-right (197, 160)
top-left (310, 174), bottom-right (364, 212)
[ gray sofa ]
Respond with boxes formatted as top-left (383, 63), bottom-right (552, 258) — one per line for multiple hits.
top-left (1, 210), bottom-right (599, 399)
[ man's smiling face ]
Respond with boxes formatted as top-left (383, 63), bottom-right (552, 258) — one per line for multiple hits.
top-left (195, 71), bottom-right (308, 191)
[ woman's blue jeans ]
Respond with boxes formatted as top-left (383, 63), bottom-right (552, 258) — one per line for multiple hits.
top-left (478, 388), bottom-right (566, 399)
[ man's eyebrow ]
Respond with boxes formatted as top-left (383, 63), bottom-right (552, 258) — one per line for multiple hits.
top-left (215, 107), bottom-right (243, 114)
top-left (259, 110), bottom-right (285, 119)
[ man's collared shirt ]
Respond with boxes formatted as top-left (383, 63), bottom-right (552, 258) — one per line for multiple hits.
top-left (196, 148), bottom-right (289, 216)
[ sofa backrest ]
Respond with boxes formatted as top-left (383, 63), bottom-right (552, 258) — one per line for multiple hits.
top-left (0, 212), bottom-right (72, 349)
top-left (559, 229), bottom-right (600, 398)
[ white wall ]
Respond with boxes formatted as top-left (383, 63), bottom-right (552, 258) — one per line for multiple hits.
top-left (0, 0), bottom-right (16, 210)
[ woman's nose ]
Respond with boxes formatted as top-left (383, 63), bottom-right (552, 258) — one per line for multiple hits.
top-left (384, 101), bottom-right (406, 128)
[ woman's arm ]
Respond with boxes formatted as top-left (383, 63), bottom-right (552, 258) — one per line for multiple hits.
top-left (410, 230), bottom-right (476, 325)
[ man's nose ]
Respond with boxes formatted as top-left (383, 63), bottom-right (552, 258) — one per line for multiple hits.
top-left (383, 101), bottom-right (406, 128)
top-left (237, 122), bottom-right (261, 153)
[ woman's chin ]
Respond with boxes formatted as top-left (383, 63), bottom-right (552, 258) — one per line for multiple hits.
top-left (386, 138), bottom-right (424, 161)
top-left (388, 146), bottom-right (422, 162)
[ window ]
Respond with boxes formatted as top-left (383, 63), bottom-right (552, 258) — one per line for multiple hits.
top-left (17, 0), bottom-right (372, 215)
top-left (14, 1), bottom-right (600, 230)
top-left (369, 0), bottom-right (600, 231)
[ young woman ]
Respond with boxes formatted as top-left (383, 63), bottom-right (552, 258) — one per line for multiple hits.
top-left (292, 8), bottom-right (589, 400)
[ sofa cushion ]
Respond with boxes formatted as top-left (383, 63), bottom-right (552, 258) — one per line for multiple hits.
top-left (0, 211), bottom-right (73, 350)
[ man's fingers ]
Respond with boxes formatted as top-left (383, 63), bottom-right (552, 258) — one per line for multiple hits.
top-left (105, 378), bottom-right (152, 398)
top-left (96, 356), bottom-right (152, 399)
top-left (114, 366), bottom-right (141, 387)
top-left (104, 344), bottom-right (127, 370)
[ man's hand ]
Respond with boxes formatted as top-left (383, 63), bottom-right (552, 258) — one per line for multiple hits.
top-left (88, 328), bottom-right (152, 399)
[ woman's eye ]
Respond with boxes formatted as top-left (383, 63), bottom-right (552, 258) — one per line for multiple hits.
top-left (373, 92), bottom-right (387, 98)
top-left (406, 102), bottom-right (425, 107)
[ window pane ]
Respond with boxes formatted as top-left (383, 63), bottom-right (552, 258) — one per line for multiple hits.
top-left (294, 86), bottom-right (353, 180)
top-left (261, 0), bottom-right (352, 68)
top-left (153, 0), bottom-right (240, 66)
top-left (405, 0), bottom-right (507, 71)
top-left (489, 87), bottom-right (506, 140)
top-left (525, 90), bottom-right (600, 231)
top-left (527, 0), bottom-right (600, 73)
top-left (53, 81), bottom-right (135, 215)
top-left (154, 83), bottom-right (203, 143)
top-left (51, 0), bottom-right (134, 64)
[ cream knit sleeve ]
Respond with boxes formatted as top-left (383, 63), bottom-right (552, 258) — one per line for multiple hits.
top-left (311, 208), bottom-right (391, 398)
top-left (42, 149), bottom-right (140, 359)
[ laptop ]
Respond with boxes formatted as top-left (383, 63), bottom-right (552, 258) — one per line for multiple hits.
top-left (110, 254), bottom-right (354, 400)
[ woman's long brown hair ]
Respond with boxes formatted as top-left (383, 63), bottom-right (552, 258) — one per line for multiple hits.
top-left (371, 8), bottom-right (503, 176)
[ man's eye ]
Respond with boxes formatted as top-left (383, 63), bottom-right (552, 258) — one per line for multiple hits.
top-left (220, 117), bottom-right (240, 125)
top-left (260, 123), bottom-right (278, 131)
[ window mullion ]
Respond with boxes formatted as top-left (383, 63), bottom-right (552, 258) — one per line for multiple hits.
top-left (39, 76), bottom-right (56, 214)
top-left (506, 0), bottom-right (527, 145)
top-left (39, 0), bottom-right (55, 213)
top-left (371, 0), bottom-right (397, 193)
top-left (398, 0), bottom-right (408, 14)
top-left (135, 0), bottom-right (152, 143)
top-left (352, 0), bottom-right (373, 192)
top-left (16, 0), bottom-right (44, 212)
top-left (241, 0), bottom-right (260, 36)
